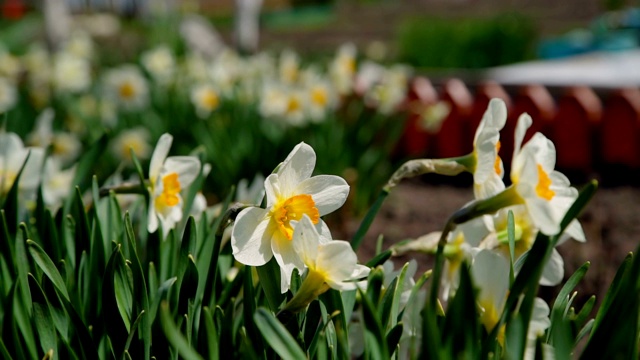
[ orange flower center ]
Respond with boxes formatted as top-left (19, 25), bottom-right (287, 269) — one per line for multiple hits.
top-left (156, 173), bottom-right (181, 208)
top-left (272, 194), bottom-right (320, 240)
top-left (494, 141), bottom-right (502, 176)
top-left (535, 164), bottom-right (555, 201)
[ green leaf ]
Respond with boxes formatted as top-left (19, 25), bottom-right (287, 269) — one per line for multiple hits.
top-left (178, 255), bottom-right (199, 316)
top-left (0, 211), bottom-right (15, 279)
top-left (26, 240), bottom-right (70, 301)
top-left (507, 210), bottom-right (516, 285)
top-left (253, 308), bottom-right (306, 360)
top-left (159, 301), bottom-right (204, 360)
top-left (102, 244), bottom-right (131, 356)
top-left (386, 323), bottom-right (404, 357)
top-left (256, 258), bottom-right (285, 312)
top-left (359, 286), bottom-right (388, 358)
top-left (2, 150), bottom-right (31, 234)
top-left (28, 274), bottom-right (57, 357)
top-left (124, 211), bottom-right (151, 359)
top-left (365, 249), bottom-right (392, 268)
top-left (547, 261), bottom-right (590, 343)
top-left (201, 307), bottom-right (219, 360)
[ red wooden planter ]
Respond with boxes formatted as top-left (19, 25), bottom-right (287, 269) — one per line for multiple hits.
top-left (552, 86), bottom-right (602, 180)
top-left (600, 88), bottom-right (640, 169)
top-left (399, 76), bottom-right (439, 158)
top-left (434, 78), bottom-right (473, 159)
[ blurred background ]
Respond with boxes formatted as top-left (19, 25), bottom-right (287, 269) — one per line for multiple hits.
top-left (1, 0), bottom-right (640, 313)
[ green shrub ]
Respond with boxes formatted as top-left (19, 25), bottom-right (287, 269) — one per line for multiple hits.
top-left (397, 13), bottom-right (538, 69)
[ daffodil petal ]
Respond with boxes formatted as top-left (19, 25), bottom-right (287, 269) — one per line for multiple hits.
top-left (513, 113), bottom-right (533, 165)
top-left (525, 197), bottom-right (561, 236)
top-left (296, 175), bottom-right (349, 215)
top-left (540, 248), bottom-right (564, 286)
top-left (292, 215), bottom-right (320, 269)
top-left (272, 232), bottom-right (304, 293)
top-left (150, 133), bottom-right (172, 179)
top-left (148, 197), bottom-right (159, 233)
top-left (564, 219), bottom-right (586, 243)
top-left (316, 240), bottom-right (359, 290)
top-left (277, 142), bottom-right (316, 194)
top-left (163, 156), bottom-right (201, 187)
top-left (231, 207), bottom-right (273, 266)
top-left (19, 148), bottom-right (45, 190)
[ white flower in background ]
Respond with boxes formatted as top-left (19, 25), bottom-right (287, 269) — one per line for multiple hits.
top-left (508, 114), bottom-right (585, 238)
top-left (259, 82), bottom-right (308, 126)
top-left (0, 50), bottom-right (21, 83)
top-left (147, 133), bottom-right (201, 237)
top-left (364, 64), bottom-right (410, 115)
top-left (104, 65), bottom-right (149, 111)
top-left (354, 60), bottom-right (384, 95)
top-left (236, 173), bottom-right (265, 205)
top-left (42, 157), bottom-right (76, 211)
top-left (110, 127), bottom-right (151, 163)
top-left (0, 77), bottom-right (17, 114)
top-left (182, 52), bottom-right (210, 83)
top-left (22, 45), bottom-right (51, 107)
top-left (279, 49), bottom-right (300, 85)
top-left (190, 83), bottom-right (220, 118)
top-left (472, 98), bottom-right (507, 200)
top-left (231, 142), bottom-right (350, 292)
top-left (0, 132), bottom-right (45, 196)
top-left (330, 43), bottom-right (357, 95)
top-left (418, 101), bottom-right (450, 133)
top-left (27, 108), bottom-right (82, 165)
top-left (281, 88), bottom-right (308, 126)
top-left (210, 50), bottom-right (242, 95)
top-left (62, 31), bottom-right (94, 60)
top-left (304, 77), bottom-right (337, 122)
top-left (52, 52), bottom-right (92, 94)
top-left (141, 45), bottom-right (175, 85)
top-left (74, 13), bottom-right (121, 38)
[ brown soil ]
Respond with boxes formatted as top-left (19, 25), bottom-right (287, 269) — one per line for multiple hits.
top-left (338, 179), bottom-right (640, 314)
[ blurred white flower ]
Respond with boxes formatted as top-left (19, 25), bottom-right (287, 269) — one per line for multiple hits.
top-left (27, 108), bottom-right (82, 165)
top-left (52, 52), bottom-right (92, 94)
top-left (0, 77), bottom-right (17, 114)
top-left (110, 127), bottom-right (152, 163)
top-left (190, 83), bottom-right (220, 118)
top-left (0, 50), bottom-right (21, 83)
top-left (330, 43), bottom-right (357, 95)
top-left (279, 49), bottom-right (300, 85)
top-left (42, 156), bottom-right (76, 211)
top-left (62, 31), bottom-right (94, 60)
top-left (103, 65), bottom-right (149, 111)
top-left (141, 45), bottom-right (175, 85)
top-left (0, 132), bottom-right (45, 197)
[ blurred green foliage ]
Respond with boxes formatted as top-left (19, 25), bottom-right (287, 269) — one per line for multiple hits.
top-left (397, 13), bottom-right (538, 69)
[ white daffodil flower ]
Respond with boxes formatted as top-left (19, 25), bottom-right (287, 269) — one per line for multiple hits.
top-left (479, 205), bottom-right (575, 286)
top-left (281, 215), bottom-right (369, 313)
top-left (293, 214), bottom-right (370, 291)
top-left (52, 52), bottom-right (92, 94)
top-left (231, 142), bottom-right (350, 292)
top-left (147, 133), bottom-right (201, 237)
top-left (0, 132), bottom-right (45, 197)
top-left (472, 98), bottom-right (507, 200)
top-left (509, 114), bottom-right (586, 238)
top-left (472, 249), bottom-right (551, 349)
top-left (471, 249), bottom-right (510, 336)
